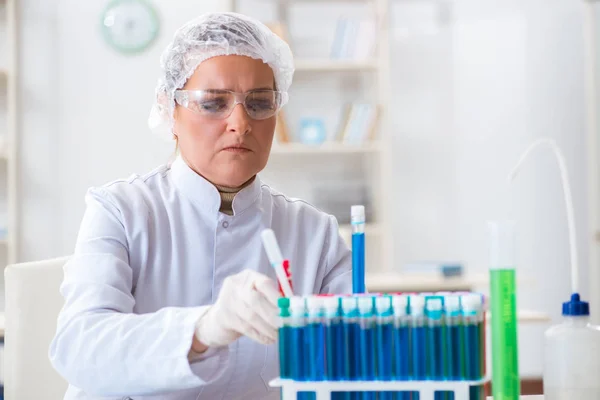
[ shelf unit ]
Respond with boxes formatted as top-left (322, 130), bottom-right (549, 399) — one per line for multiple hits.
top-left (294, 58), bottom-right (379, 72)
top-left (270, 141), bottom-right (382, 155)
top-left (1, 0), bottom-right (19, 265)
top-left (230, 0), bottom-right (394, 273)
top-left (585, 1), bottom-right (600, 323)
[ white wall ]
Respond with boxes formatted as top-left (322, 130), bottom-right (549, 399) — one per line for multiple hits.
top-left (391, 0), bottom-right (589, 377)
top-left (19, 0), bottom-right (232, 262)
top-left (17, 0), bottom-right (590, 378)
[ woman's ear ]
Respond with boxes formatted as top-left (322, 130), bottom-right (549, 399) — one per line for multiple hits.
top-left (156, 89), bottom-right (169, 116)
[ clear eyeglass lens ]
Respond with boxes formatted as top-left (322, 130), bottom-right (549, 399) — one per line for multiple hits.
top-left (179, 90), bottom-right (281, 120)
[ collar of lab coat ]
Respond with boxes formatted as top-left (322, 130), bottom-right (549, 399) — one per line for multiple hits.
top-left (170, 155), bottom-right (262, 216)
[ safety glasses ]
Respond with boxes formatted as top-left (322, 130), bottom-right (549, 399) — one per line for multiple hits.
top-left (174, 89), bottom-right (287, 120)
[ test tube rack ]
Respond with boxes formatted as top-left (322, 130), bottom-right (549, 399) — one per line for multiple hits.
top-left (269, 377), bottom-right (491, 400)
top-left (277, 293), bottom-right (488, 400)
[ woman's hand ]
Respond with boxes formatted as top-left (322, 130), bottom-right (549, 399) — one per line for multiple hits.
top-left (194, 269), bottom-right (280, 348)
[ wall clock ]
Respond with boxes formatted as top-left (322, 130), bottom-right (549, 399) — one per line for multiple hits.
top-left (101, 0), bottom-right (160, 54)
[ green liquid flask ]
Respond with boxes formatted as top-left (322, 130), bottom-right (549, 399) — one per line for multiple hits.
top-left (489, 221), bottom-right (520, 400)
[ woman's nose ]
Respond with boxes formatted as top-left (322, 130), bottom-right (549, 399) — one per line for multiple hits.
top-left (226, 103), bottom-right (251, 136)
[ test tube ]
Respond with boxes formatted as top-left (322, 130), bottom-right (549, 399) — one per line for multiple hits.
top-left (324, 296), bottom-right (342, 380)
top-left (488, 221), bottom-right (519, 400)
top-left (375, 296), bottom-right (394, 400)
top-left (375, 296), bottom-right (394, 380)
top-left (426, 297), bottom-right (444, 400)
top-left (444, 295), bottom-right (463, 381)
top-left (410, 294), bottom-right (426, 400)
top-left (330, 296), bottom-right (351, 400)
top-left (289, 296), bottom-right (307, 381)
top-left (358, 295), bottom-right (376, 381)
top-left (357, 296), bottom-right (376, 400)
top-left (351, 206), bottom-right (366, 294)
top-left (479, 293), bottom-right (487, 382)
top-left (341, 296), bottom-right (360, 400)
top-left (392, 294), bottom-right (410, 400)
top-left (477, 294), bottom-right (486, 399)
top-left (410, 295), bottom-right (426, 380)
top-left (306, 296), bottom-right (326, 381)
top-left (442, 294), bottom-right (462, 400)
top-left (278, 297), bottom-right (292, 379)
top-left (461, 294), bottom-right (483, 400)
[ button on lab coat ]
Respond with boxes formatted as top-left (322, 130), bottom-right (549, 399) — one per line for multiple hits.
top-left (49, 156), bottom-right (352, 400)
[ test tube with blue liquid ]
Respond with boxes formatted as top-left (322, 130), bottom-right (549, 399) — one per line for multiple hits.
top-left (425, 297), bottom-right (445, 400)
top-left (357, 295), bottom-right (376, 400)
top-left (277, 297), bottom-right (292, 379)
top-left (461, 294), bottom-right (484, 400)
top-left (410, 295), bottom-right (426, 400)
top-left (287, 296), bottom-right (313, 400)
top-left (351, 205), bottom-right (366, 294)
top-left (324, 296), bottom-right (343, 380)
top-left (392, 295), bottom-right (410, 400)
top-left (288, 296), bottom-right (306, 381)
top-left (375, 295), bottom-right (394, 400)
top-left (444, 295), bottom-right (463, 400)
top-left (324, 296), bottom-right (348, 400)
top-left (341, 296), bottom-right (360, 400)
top-left (306, 296), bottom-right (326, 381)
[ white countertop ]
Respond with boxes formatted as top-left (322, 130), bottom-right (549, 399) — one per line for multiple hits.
top-left (487, 397), bottom-right (543, 399)
top-left (365, 271), bottom-right (536, 292)
top-left (366, 272), bottom-right (490, 292)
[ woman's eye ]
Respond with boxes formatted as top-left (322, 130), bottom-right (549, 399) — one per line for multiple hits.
top-left (247, 100), bottom-right (274, 111)
top-left (192, 98), bottom-right (228, 113)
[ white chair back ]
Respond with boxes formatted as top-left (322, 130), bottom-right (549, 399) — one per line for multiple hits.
top-left (4, 257), bottom-right (69, 400)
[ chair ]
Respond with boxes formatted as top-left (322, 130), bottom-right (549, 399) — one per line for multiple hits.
top-left (4, 257), bottom-right (70, 400)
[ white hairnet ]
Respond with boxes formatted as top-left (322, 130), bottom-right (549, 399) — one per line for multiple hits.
top-left (148, 12), bottom-right (295, 138)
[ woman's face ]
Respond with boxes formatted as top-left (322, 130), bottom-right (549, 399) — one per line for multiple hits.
top-left (174, 55), bottom-right (277, 187)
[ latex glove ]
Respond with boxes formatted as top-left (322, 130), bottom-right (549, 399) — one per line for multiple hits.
top-left (194, 269), bottom-right (280, 347)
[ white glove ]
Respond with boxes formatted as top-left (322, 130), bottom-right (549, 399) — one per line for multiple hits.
top-left (194, 269), bottom-right (280, 347)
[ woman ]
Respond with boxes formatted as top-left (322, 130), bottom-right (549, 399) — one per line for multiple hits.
top-left (49, 11), bottom-right (352, 400)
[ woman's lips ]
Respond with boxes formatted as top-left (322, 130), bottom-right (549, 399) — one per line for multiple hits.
top-left (222, 146), bottom-right (251, 153)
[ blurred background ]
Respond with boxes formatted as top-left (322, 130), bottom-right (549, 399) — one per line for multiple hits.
top-left (1, 0), bottom-right (600, 395)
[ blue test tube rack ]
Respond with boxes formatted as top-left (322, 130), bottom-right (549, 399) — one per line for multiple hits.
top-left (276, 293), bottom-right (490, 400)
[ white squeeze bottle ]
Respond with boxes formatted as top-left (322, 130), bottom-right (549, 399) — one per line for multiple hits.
top-left (543, 294), bottom-right (600, 399)
top-left (509, 138), bottom-right (600, 399)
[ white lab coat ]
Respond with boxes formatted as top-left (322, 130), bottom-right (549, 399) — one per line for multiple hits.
top-left (49, 156), bottom-right (352, 400)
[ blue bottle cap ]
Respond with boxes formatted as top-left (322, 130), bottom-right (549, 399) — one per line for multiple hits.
top-left (562, 293), bottom-right (590, 316)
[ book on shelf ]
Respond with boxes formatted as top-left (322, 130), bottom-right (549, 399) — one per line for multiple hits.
top-left (275, 110), bottom-right (291, 144)
top-left (330, 17), bottom-right (377, 61)
top-left (335, 103), bottom-right (380, 144)
top-left (266, 21), bottom-right (289, 43)
top-left (265, 21), bottom-right (292, 144)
